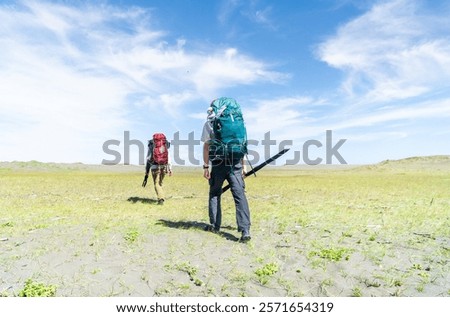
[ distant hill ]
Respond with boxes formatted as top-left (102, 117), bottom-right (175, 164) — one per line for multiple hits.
top-left (0, 160), bottom-right (143, 172)
top-left (1, 156), bottom-right (449, 173)
top-left (366, 155), bottom-right (450, 172)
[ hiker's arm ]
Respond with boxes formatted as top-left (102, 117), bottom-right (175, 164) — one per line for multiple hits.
top-left (145, 145), bottom-right (152, 175)
top-left (241, 158), bottom-right (247, 175)
top-left (145, 157), bottom-right (151, 175)
top-left (143, 146), bottom-right (151, 187)
top-left (167, 151), bottom-right (172, 176)
top-left (203, 142), bottom-right (210, 179)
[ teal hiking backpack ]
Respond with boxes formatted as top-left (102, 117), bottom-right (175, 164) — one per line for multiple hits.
top-left (208, 97), bottom-right (248, 162)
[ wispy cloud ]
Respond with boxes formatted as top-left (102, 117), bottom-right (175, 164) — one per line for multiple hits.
top-left (333, 98), bottom-right (450, 130)
top-left (1, 0), bottom-right (448, 165)
top-left (218, 0), bottom-right (277, 32)
top-left (307, 0), bottom-right (450, 164)
top-left (0, 1), bottom-right (284, 163)
top-left (317, 0), bottom-right (450, 103)
top-left (245, 5), bottom-right (276, 30)
top-left (218, 0), bottom-right (241, 25)
top-left (192, 48), bottom-right (286, 98)
top-left (244, 96), bottom-right (328, 141)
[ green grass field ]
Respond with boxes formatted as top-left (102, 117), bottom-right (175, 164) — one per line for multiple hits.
top-left (0, 158), bottom-right (449, 297)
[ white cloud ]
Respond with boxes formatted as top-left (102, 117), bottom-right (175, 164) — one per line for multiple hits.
top-left (0, 1), bottom-right (284, 163)
top-left (329, 99), bottom-right (450, 131)
top-left (192, 48), bottom-right (286, 99)
top-left (218, 0), bottom-right (241, 25)
top-left (219, 0), bottom-right (276, 27)
top-left (317, 0), bottom-right (450, 103)
top-left (244, 96), bottom-right (328, 141)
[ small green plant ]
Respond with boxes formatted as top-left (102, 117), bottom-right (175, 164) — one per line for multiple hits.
top-left (275, 221), bottom-right (288, 234)
top-left (389, 278), bottom-right (403, 287)
top-left (255, 262), bottom-right (279, 285)
top-left (411, 263), bottom-right (422, 270)
top-left (176, 261), bottom-right (197, 278)
top-left (321, 279), bottom-right (333, 287)
top-left (175, 261), bottom-right (203, 286)
top-left (229, 271), bottom-right (251, 285)
top-left (124, 228), bottom-right (140, 243)
top-left (342, 231), bottom-right (352, 238)
top-left (309, 247), bottom-right (352, 262)
top-left (318, 278), bottom-right (334, 296)
top-left (418, 272), bottom-right (429, 279)
top-left (351, 287), bottom-right (362, 297)
top-left (363, 279), bottom-right (381, 288)
top-left (193, 278), bottom-right (203, 286)
top-left (416, 283), bottom-right (425, 292)
top-left (18, 279), bottom-right (56, 297)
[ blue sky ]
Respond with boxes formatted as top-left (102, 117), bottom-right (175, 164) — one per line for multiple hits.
top-left (1, 0), bottom-right (449, 165)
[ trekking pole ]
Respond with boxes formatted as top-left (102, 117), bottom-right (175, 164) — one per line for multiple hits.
top-left (221, 148), bottom-right (290, 193)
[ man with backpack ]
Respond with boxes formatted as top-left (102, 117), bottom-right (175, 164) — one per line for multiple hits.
top-left (201, 97), bottom-right (251, 242)
top-left (143, 133), bottom-right (172, 205)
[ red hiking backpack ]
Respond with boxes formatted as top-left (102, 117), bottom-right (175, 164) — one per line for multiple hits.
top-left (150, 133), bottom-right (169, 165)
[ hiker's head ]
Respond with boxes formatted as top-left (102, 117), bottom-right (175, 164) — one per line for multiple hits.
top-left (207, 99), bottom-right (217, 119)
top-left (207, 106), bottom-right (214, 121)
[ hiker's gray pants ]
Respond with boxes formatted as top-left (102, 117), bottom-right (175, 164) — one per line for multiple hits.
top-left (208, 161), bottom-right (251, 232)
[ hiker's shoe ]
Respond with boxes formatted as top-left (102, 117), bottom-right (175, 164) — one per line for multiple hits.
top-left (157, 199), bottom-right (165, 205)
top-left (204, 224), bottom-right (219, 233)
top-left (240, 230), bottom-right (251, 243)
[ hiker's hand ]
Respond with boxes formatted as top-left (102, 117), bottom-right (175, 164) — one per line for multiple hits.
top-left (142, 174), bottom-right (148, 187)
top-left (242, 167), bottom-right (247, 177)
top-left (203, 168), bottom-right (210, 180)
top-left (168, 170), bottom-right (173, 176)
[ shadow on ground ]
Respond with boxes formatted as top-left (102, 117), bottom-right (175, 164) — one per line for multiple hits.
top-left (156, 219), bottom-right (239, 242)
top-left (127, 196), bottom-right (159, 204)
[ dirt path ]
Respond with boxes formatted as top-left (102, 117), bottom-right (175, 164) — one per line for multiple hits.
top-left (1, 219), bottom-right (449, 297)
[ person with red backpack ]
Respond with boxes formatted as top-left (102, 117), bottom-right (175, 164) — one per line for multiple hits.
top-left (142, 133), bottom-right (172, 205)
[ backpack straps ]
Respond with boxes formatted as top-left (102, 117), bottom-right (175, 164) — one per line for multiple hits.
top-left (216, 104), bottom-right (227, 117)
